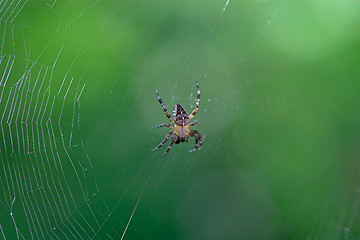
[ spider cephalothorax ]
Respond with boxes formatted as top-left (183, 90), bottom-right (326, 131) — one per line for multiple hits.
top-left (152, 82), bottom-right (202, 156)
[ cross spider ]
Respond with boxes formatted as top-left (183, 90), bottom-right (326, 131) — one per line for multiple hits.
top-left (152, 82), bottom-right (203, 156)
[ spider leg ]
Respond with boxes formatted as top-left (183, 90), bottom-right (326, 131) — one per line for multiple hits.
top-left (189, 82), bottom-right (200, 120)
top-left (187, 120), bottom-right (198, 127)
top-left (156, 90), bottom-right (175, 124)
top-left (154, 123), bottom-right (173, 129)
top-left (163, 136), bottom-right (177, 157)
top-left (188, 130), bottom-right (202, 152)
top-left (152, 130), bottom-right (173, 151)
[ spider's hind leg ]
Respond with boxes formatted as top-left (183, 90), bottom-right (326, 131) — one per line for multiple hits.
top-left (187, 120), bottom-right (198, 127)
top-left (154, 123), bottom-right (173, 129)
top-left (189, 82), bottom-right (200, 120)
top-left (156, 90), bottom-right (175, 124)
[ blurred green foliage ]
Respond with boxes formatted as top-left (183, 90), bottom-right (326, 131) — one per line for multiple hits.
top-left (2, 1), bottom-right (360, 239)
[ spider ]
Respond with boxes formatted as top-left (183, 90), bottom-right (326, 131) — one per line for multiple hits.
top-left (152, 82), bottom-right (203, 156)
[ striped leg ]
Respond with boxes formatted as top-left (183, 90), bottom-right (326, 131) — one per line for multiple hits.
top-left (189, 82), bottom-right (200, 119)
top-left (188, 130), bottom-right (202, 152)
top-left (163, 137), bottom-right (176, 157)
top-left (154, 123), bottom-right (173, 129)
top-left (152, 130), bottom-right (173, 151)
top-left (187, 120), bottom-right (198, 127)
top-left (156, 90), bottom-right (175, 124)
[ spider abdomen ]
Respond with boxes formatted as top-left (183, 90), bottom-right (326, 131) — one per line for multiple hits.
top-left (173, 104), bottom-right (190, 126)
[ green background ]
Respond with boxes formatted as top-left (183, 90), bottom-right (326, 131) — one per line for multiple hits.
top-left (1, 1), bottom-right (360, 239)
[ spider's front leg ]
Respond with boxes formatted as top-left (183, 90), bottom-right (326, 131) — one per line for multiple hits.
top-left (163, 135), bottom-right (178, 157)
top-left (188, 130), bottom-right (202, 152)
top-left (152, 130), bottom-right (173, 151)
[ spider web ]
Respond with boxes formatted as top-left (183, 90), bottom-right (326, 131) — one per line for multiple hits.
top-left (0, 0), bottom-right (102, 238)
top-left (1, 0), bottom-right (360, 239)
